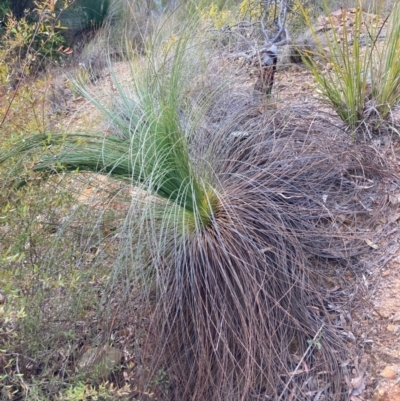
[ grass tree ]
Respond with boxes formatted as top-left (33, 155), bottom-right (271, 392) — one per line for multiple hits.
top-left (298, 0), bottom-right (400, 136)
top-left (0, 5), bottom-right (393, 400)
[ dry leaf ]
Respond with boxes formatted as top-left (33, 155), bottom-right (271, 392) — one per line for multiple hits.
top-left (389, 194), bottom-right (400, 205)
top-left (351, 377), bottom-right (366, 396)
top-left (389, 213), bottom-right (400, 223)
top-left (365, 239), bottom-right (378, 249)
top-left (380, 366), bottom-right (397, 380)
top-left (392, 310), bottom-right (400, 323)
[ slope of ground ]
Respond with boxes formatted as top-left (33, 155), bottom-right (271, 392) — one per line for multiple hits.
top-left (278, 64), bottom-right (400, 400)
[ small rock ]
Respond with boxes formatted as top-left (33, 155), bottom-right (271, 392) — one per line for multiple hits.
top-left (382, 270), bottom-right (391, 277)
top-left (377, 307), bottom-right (392, 319)
top-left (387, 324), bottom-right (400, 333)
top-left (376, 384), bottom-right (400, 401)
top-left (380, 366), bottom-right (397, 380)
top-left (389, 194), bottom-right (400, 205)
top-left (392, 310), bottom-right (400, 323)
top-left (230, 131), bottom-right (249, 139)
top-left (387, 384), bottom-right (400, 401)
top-left (78, 345), bottom-right (123, 378)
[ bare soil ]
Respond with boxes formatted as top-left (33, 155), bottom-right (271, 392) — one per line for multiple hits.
top-left (277, 64), bottom-right (400, 401)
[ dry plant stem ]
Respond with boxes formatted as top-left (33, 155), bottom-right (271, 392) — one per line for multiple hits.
top-left (277, 325), bottom-right (324, 401)
top-left (228, 0), bottom-right (289, 63)
top-left (260, 0), bottom-right (290, 45)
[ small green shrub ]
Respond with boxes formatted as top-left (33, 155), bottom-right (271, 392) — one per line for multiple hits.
top-left (0, 0), bottom-right (68, 76)
top-left (0, 77), bottom-right (47, 141)
top-left (0, 172), bottom-right (125, 400)
top-left (200, 2), bottom-right (236, 28)
top-left (58, 381), bottom-right (111, 401)
top-left (298, 0), bottom-right (400, 135)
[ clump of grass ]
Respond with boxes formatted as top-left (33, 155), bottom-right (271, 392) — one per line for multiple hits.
top-left (371, 2), bottom-right (400, 120)
top-left (298, 0), bottom-right (400, 136)
top-left (0, 5), bottom-right (394, 400)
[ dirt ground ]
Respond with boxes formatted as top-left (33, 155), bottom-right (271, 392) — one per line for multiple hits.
top-left (276, 11), bottom-right (400, 397)
top-left (276, 64), bottom-right (400, 401)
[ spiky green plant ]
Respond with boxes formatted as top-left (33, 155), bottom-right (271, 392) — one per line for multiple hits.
top-left (1, 5), bottom-right (392, 400)
top-left (297, 0), bottom-right (400, 136)
top-left (371, 2), bottom-right (400, 120)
